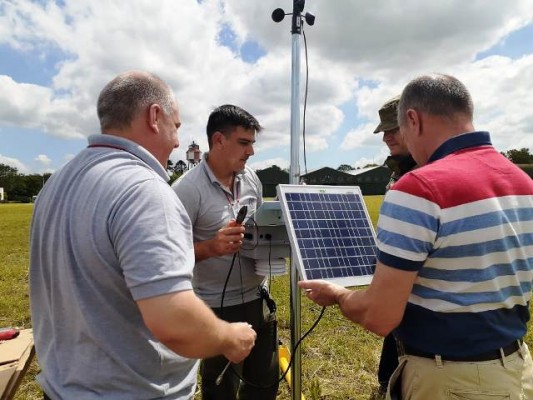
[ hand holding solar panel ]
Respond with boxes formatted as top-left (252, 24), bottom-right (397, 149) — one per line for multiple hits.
top-left (277, 185), bottom-right (378, 287)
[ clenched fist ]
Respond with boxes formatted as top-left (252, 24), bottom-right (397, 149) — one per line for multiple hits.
top-left (222, 322), bottom-right (257, 364)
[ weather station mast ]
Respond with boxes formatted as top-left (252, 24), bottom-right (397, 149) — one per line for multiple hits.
top-left (271, 2), bottom-right (315, 400)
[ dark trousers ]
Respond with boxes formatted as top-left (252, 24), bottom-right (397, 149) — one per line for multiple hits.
top-left (378, 333), bottom-right (399, 387)
top-left (201, 298), bottom-right (279, 400)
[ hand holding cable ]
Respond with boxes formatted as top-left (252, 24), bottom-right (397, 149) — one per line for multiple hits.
top-left (208, 222), bottom-right (245, 256)
top-left (222, 322), bottom-right (256, 364)
top-left (209, 205), bottom-right (247, 257)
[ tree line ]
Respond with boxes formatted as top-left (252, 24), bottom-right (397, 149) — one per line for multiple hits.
top-left (1, 148), bottom-right (532, 203)
top-left (0, 164), bottom-right (52, 203)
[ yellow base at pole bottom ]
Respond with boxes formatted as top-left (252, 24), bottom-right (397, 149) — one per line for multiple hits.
top-left (279, 344), bottom-right (306, 400)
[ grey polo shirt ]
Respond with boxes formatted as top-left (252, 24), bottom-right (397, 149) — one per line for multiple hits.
top-left (30, 134), bottom-right (198, 400)
top-left (172, 154), bottom-right (265, 308)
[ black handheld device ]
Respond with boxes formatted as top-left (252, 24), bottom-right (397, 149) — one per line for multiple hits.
top-left (235, 205), bottom-right (248, 224)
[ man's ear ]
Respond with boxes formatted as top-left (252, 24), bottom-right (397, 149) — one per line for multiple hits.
top-left (406, 109), bottom-right (422, 136)
top-left (211, 131), bottom-right (224, 146)
top-left (148, 103), bottom-right (162, 134)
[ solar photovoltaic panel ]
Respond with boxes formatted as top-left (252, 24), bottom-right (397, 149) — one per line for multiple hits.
top-left (277, 185), bottom-right (377, 287)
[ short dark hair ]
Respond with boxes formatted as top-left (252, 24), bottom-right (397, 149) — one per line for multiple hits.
top-left (206, 104), bottom-right (263, 148)
top-left (97, 71), bottom-right (174, 131)
top-left (398, 74), bottom-right (474, 126)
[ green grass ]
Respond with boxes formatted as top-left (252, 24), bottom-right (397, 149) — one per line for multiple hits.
top-left (2, 198), bottom-right (532, 400)
top-left (0, 204), bottom-right (33, 328)
top-left (0, 204), bottom-right (41, 399)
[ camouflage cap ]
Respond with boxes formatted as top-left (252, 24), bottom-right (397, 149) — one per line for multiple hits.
top-left (373, 95), bottom-right (400, 134)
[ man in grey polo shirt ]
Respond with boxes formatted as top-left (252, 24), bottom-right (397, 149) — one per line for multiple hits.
top-left (30, 71), bottom-right (256, 400)
top-left (172, 105), bottom-right (279, 400)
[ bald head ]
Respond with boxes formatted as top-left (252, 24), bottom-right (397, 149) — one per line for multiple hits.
top-left (97, 71), bottom-right (175, 132)
top-left (397, 74), bottom-right (476, 166)
top-left (95, 71), bottom-right (181, 168)
top-left (398, 74), bottom-right (474, 127)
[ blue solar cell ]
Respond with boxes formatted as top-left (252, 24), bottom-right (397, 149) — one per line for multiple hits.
top-left (278, 185), bottom-right (378, 287)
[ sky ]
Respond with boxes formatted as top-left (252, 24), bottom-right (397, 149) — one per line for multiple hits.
top-left (1, 0), bottom-right (532, 177)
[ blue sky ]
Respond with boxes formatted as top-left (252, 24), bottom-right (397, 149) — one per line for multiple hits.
top-left (1, 0), bottom-right (532, 175)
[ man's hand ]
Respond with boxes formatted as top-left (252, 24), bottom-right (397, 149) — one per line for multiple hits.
top-left (194, 220), bottom-right (245, 261)
top-left (298, 279), bottom-right (348, 307)
top-left (222, 322), bottom-right (257, 364)
top-left (299, 263), bottom-right (418, 336)
top-left (139, 291), bottom-right (257, 361)
top-left (211, 220), bottom-right (245, 256)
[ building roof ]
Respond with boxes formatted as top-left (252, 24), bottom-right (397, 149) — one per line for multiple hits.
top-left (346, 166), bottom-right (382, 176)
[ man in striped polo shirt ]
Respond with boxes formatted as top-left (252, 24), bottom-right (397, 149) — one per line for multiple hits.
top-left (299, 74), bottom-right (533, 399)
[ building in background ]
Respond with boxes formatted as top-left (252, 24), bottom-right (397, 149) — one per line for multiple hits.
top-left (256, 166), bottom-right (289, 198)
top-left (348, 166), bottom-right (392, 195)
top-left (300, 166), bottom-right (390, 195)
top-left (256, 163), bottom-right (532, 198)
top-left (186, 141), bottom-right (202, 170)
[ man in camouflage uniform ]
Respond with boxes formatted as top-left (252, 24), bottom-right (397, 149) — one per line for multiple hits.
top-left (373, 95), bottom-right (416, 397)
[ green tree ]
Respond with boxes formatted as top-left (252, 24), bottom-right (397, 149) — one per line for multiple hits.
top-left (337, 164), bottom-right (355, 172)
top-left (501, 148), bottom-right (533, 164)
top-left (0, 163), bottom-right (18, 177)
top-left (166, 159), bottom-right (174, 173)
top-left (167, 160), bottom-right (188, 185)
top-left (0, 163), bottom-right (19, 199)
top-left (26, 174), bottom-right (45, 197)
top-left (175, 160), bottom-right (187, 172)
top-left (0, 164), bottom-right (53, 202)
top-left (167, 159), bottom-right (187, 174)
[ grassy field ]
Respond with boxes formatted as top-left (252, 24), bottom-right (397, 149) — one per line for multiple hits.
top-left (1, 199), bottom-right (532, 400)
top-left (0, 204), bottom-right (40, 399)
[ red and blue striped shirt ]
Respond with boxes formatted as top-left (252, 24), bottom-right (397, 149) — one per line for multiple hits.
top-left (377, 131), bottom-right (533, 356)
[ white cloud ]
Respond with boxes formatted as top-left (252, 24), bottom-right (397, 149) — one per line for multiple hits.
top-left (0, 75), bottom-right (88, 139)
top-left (353, 157), bottom-right (379, 169)
top-left (341, 123), bottom-right (381, 151)
top-left (0, 154), bottom-right (29, 174)
top-left (0, 0), bottom-right (532, 172)
top-left (34, 154), bottom-right (52, 167)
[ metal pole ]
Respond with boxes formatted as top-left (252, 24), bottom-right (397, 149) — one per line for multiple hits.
top-left (289, 4), bottom-right (302, 400)
top-left (289, 14), bottom-right (301, 185)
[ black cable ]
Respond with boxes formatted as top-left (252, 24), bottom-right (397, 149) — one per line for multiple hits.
top-left (268, 237), bottom-right (273, 293)
top-left (219, 245), bottom-right (328, 389)
top-left (228, 305), bottom-right (327, 389)
top-left (220, 203), bottom-right (246, 314)
top-left (238, 253), bottom-right (245, 315)
top-left (220, 252), bottom-right (238, 317)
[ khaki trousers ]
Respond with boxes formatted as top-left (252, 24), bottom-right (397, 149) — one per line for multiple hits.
top-left (387, 342), bottom-right (533, 400)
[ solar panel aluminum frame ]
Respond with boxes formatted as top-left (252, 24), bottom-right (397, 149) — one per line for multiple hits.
top-left (277, 184), bottom-right (377, 288)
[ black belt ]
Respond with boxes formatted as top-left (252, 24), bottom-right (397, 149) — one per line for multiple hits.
top-left (399, 339), bottom-right (523, 362)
